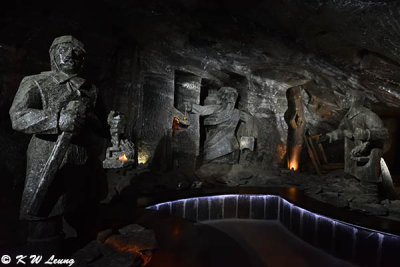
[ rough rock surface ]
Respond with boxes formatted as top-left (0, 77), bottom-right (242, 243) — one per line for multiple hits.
top-left (72, 224), bottom-right (157, 267)
top-left (2, 0), bottom-right (400, 250)
top-left (2, 0), bottom-right (400, 181)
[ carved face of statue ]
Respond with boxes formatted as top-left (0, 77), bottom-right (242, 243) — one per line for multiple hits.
top-left (344, 90), bottom-right (365, 109)
top-left (218, 87), bottom-right (238, 106)
top-left (53, 43), bottom-right (85, 74)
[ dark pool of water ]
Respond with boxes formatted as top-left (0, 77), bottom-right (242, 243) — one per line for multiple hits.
top-left (147, 219), bottom-right (354, 267)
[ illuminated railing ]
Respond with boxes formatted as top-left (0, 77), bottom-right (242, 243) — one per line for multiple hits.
top-left (147, 194), bottom-right (400, 267)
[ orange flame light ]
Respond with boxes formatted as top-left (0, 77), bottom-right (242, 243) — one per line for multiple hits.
top-left (172, 117), bottom-right (180, 130)
top-left (118, 153), bottom-right (128, 162)
top-left (288, 144), bottom-right (301, 171)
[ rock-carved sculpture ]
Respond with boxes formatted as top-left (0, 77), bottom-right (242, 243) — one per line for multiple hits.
top-left (325, 90), bottom-right (389, 201)
top-left (9, 35), bottom-right (104, 254)
top-left (186, 87), bottom-right (252, 164)
top-left (103, 110), bottom-right (135, 168)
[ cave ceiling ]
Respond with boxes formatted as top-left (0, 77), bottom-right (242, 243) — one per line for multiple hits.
top-left (1, 0), bottom-right (400, 111)
top-left (111, 0), bottom-right (400, 111)
top-left (1, 0), bottom-right (400, 184)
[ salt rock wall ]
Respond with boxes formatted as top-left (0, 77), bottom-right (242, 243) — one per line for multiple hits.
top-left (1, 0), bottom-right (400, 181)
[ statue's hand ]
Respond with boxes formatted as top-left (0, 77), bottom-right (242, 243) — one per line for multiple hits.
top-left (325, 132), bottom-right (335, 143)
top-left (59, 101), bottom-right (86, 133)
top-left (343, 129), bottom-right (353, 139)
top-left (353, 128), bottom-right (369, 140)
top-left (59, 110), bottom-right (82, 133)
top-left (351, 142), bottom-right (370, 157)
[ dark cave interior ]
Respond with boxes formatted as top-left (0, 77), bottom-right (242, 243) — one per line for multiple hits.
top-left (2, 0), bottom-right (400, 266)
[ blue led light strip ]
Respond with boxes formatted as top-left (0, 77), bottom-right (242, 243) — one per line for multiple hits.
top-left (146, 194), bottom-right (400, 266)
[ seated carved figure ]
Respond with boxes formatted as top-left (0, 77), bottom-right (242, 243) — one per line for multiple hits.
top-left (325, 90), bottom-right (388, 201)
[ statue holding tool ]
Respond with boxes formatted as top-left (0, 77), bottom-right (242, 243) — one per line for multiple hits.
top-left (322, 90), bottom-right (389, 202)
top-left (9, 35), bottom-right (103, 253)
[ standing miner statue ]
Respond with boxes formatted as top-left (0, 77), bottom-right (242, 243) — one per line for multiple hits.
top-left (324, 90), bottom-right (389, 203)
top-left (9, 36), bottom-right (106, 255)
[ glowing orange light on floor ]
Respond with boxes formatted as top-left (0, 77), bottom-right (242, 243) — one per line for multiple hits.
top-left (173, 225), bottom-right (180, 237)
top-left (118, 153), bottom-right (128, 161)
top-left (288, 187), bottom-right (297, 198)
top-left (105, 237), bottom-right (152, 266)
top-left (288, 144), bottom-right (301, 171)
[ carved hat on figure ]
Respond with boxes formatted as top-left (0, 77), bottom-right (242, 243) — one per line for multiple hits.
top-left (49, 35), bottom-right (86, 73)
top-left (49, 35), bottom-right (86, 53)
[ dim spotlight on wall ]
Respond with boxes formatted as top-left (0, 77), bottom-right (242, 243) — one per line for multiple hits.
top-left (138, 152), bottom-right (149, 165)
